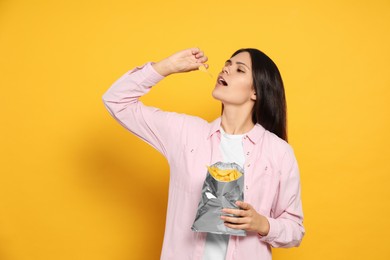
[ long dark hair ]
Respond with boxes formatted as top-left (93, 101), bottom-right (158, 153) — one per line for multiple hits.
top-left (231, 48), bottom-right (287, 141)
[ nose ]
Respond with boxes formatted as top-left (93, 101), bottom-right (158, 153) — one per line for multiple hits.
top-left (222, 65), bottom-right (229, 75)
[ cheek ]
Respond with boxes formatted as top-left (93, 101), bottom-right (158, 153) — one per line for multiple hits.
top-left (211, 78), bottom-right (253, 103)
top-left (236, 79), bottom-right (253, 96)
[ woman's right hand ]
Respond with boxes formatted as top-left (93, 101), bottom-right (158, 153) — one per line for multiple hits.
top-left (152, 48), bottom-right (208, 77)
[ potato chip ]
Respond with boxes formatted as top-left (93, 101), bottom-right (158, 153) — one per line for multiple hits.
top-left (198, 65), bottom-right (213, 77)
top-left (207, 165), bottom-right (242, 182)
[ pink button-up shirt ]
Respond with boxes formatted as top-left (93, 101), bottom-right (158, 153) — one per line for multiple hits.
top-left (102, 62), bottom-right (304, 260)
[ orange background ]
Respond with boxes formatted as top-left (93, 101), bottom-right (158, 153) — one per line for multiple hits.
top-left (1, 0), bottom-right (389, 259)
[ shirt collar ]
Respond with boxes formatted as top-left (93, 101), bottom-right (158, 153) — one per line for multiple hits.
top-left (208, 117), bottom-right (266, 144)
top-left (208, 117), bottom-right (222, 139)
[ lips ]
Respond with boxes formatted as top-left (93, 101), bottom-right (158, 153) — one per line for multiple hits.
top-left (217, 75), bottom-right (228, 86)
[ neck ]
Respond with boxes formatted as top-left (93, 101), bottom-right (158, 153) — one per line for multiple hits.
top-left (221, 104), bottom-right (255, 135)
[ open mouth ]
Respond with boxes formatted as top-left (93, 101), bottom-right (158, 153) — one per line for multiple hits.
top-left (217, 76), bottom-right (228, 86)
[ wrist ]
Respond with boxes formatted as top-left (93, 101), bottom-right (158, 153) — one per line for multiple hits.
top-left (258, 215), bottom-right (270, 236)
top-left (152, 59), bottom-right (174, 77)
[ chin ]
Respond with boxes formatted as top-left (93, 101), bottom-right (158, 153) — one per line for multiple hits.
top-left (211, 88), bottom-right (223, 101)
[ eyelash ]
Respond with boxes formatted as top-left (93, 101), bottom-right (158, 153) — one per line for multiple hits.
top-left (223, 63), bottom-right (245, 73)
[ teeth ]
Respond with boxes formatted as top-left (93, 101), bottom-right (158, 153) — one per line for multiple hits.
top-left (218, 77), bottom-right (227, 86)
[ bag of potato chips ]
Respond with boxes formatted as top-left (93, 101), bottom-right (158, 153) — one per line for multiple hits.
top-left (191, 162), bottom-right (246, 236)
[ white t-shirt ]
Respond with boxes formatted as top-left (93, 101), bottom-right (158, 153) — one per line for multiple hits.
top-left (202, 127), bottom-right (245, 260)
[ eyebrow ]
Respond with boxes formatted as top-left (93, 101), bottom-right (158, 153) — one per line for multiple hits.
top-left (225, 59), bottom-right (250, 70)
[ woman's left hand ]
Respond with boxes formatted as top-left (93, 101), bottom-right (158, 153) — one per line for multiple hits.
top-left (221, 201), bottom-right (270, 236)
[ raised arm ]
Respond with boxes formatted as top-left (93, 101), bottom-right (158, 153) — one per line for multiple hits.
top-left (102, 48), bottom-right (208, 160)
top-left (152, 48), bottom-right (209, 76)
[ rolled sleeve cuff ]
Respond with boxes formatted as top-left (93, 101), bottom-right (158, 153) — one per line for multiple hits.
top-left (121, 62), bottom-right (165, 90)
top-left (140, 62), bottom-right (165, 86)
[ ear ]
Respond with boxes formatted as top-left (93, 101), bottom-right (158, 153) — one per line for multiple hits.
top-left (250, 90), bottom-right (257, 101)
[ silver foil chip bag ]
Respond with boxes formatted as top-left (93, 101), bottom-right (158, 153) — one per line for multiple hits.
top-left (191, 162), bottom-right (246, 236)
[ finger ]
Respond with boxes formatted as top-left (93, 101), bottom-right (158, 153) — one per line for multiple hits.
top-left (191, 47), bottom-right (201, 55)
top-left (222, 208), bottom-right (247, 217)
top-left (221, 215), bottom-right (246, 224)
top-left (224, 222), bottom-right (248, 230)
top-left (198, 56), bottom-right (208, 64)
top-left (236, 201), bottom-right (252, 210)
top-left (195, 51), bottom-right (204, 59)
top-left (222, 208), bottom-right (238, 215)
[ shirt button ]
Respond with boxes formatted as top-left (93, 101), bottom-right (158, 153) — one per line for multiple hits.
top-left (247, 164), bottom-right (251, 167)
top-left (246, 185), bottom-right (248, 190)
top-left (246, 152), bottom-right (250, 156)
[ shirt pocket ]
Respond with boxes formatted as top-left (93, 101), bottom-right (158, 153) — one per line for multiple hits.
top-left (249, 163), bottom-right (280, 217)
top-left (170, 145), bottom-right (209, 194)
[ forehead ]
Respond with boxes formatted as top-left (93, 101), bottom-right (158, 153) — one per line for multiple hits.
top-left (230, 52), bottom-right (252, 68)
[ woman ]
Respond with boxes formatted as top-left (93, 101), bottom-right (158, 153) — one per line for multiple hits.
top-left (103, 48), bottom-right (304, 260)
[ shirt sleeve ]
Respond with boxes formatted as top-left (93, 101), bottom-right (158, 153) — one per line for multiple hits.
top-left (258, 146), bottom-right (305, 248)
top-left (102, 62), bottom-right (199, 162)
